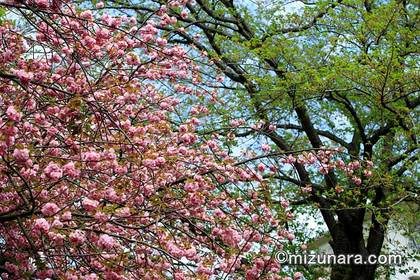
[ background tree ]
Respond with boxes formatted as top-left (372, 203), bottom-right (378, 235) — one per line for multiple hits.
top-left (102, 0), bottom-right (420, 279)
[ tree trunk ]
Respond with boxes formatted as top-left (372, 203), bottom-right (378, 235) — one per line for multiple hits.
top-left (328, 212), bottom-right (387, 280)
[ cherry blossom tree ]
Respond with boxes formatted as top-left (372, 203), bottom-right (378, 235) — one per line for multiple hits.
top-left (0, 1), bottom-right (287, 278)
top-left (0, 1), bottom-right (375, 279)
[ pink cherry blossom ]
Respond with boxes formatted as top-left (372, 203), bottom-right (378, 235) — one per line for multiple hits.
top-left (61, 211), bottom-right (72, 221)
top-left (85, 274), bottom-right (99, 280)
top-left (13, 148), bottom-right (29, 162)
top-left (34, 218), bottom-right (50, 233)
top-left (261, 144), bottom-right (271, 152)
top-left (82, 198), bottom-right (99, 211)
top-left (44, 162), bottom-right (63, 180)
top-left (41, 202), bottom-right (60, 216)
top-left (364, 170), bottom-right (373, 177)
top-left (280, 199), bottom-right (289, 208)
top-left (352, 176), bottom-right (362, 185)
top-left (6, 106), bottom-right (21, 122)
top-left (34, 0), bottom-right (49, 8)
top-left (69, 230), bottom-right (86, 245)
top-left (97, 234), bottom-right (116, 249)
top-left (62, 161), bottom-right (80, 178)
top-left (294, 272), bottom-right (303, 280)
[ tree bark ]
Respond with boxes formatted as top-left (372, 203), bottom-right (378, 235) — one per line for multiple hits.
top-left (329, 211), bottom-right (387, 280)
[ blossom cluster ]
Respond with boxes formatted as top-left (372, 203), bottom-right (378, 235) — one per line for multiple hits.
top-left (254, 146), bottom-right (375, 190)
top-left (0, 1), bottom-right (295, 279)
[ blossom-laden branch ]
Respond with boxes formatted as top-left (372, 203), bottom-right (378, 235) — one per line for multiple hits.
top-left (0, 1), bottom-right (291, 279)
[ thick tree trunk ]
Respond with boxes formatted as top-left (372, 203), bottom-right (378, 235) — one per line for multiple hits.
top-left (328, 212), bottom-right (387, 280)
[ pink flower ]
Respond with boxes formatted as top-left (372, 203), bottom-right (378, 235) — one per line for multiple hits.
top-left (255, 258), bottom-right (265, 269)
top-left (214, 208), bottom-right (224, 218)
top-left (261, 144), bottom-right (271, 152)
top-left (95, 2), bottom-right (104, 8)
top-left (247, 214), bottom-right (257, 224)
top-left (143, 33), bottom-right (153, 42)
top-left (6, 106), bottom-right (21, 122)
top-left (280, 199), bottom-right (289, 208)
top-left (363, 170), bottom-right (372, 177)
top-left (44, 162), bottom-right (63, 180)
top-left (94, 212), bottom-right (109, 222)
top-left (47, 126), bottom-right (58, 136)
top-left (97, 234), bottom-right (115, 249)
top-left (82, 198), bottom-right (99, 212)
top-left (80, 10), bottom-right (93, 20)
top-left (104, 187), bottom-right (118, 201)
top-left (197, 264), bottom-right (212, 275)
top-left (257, 163), bottom-right (265, 172)
top-left (13, 148), bottom-right (29, 162)
top-left (156, 38), bottom-right (167, 46)
top-left (294, 272), bottom-right (303, 280)
top-left (219, 228), bottom-right (241, 247)
top-left (34, 218), bottom-right (50, 233)
top-left (116, 207), bottom-right (130, 217)
top-left (62, 162), bottom-right (80, 178)
top-left (229, 119), bottom-right (241, 127)
top-left (268, 124), bottom-right (276, 131)
top-left (61, 211), bottom-right (72, 221)
top-left (83, 151), bottom-right (101, 166)
top-left (41, 202), bottom-right (59, 216)
top-left (184, 181), bottom-right (198, 192)
top-left (179, 124), bottom-right (188, 133)
top-left (282, 155), bottom-right (296, 164)
top-left (12, 69), bottom-right (34, 84)
top-left (85, 274), bottom-right (99, 280)
top-left (335, 159), bottom-right (346, 170)
top-left (155, 156), bottom-right (166, 166)
top-left (352, 176), bottom-right (362, 185)
top-left (69, 230), bottom-right (86, 245)
top-left (143, 159), bottom-right (156, 169)
top-left (129, 16), bottom-right (137, 25)
top-left (349, 161), bottom-right (361, 170)
top-left (64, 273), bottom-right (78, 280)
top-left (36, 269), bottom-right (54, 279)
top-left (185, 247), bottom-right (197, 260)
top-left (189, 107), bottom-right (199, 115)
top-left (48, 232), bottom-right (65, 245)
top-left (51, 219), bottom-right (63, 228)
top-left (180, 10), bottom-right (188, 19)
top-left (34, 0), bottom-right (49, 8)
top-left (207, 140), bottom-right (217, 149)
top-left (4, 262), bottom-right (18, 275)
